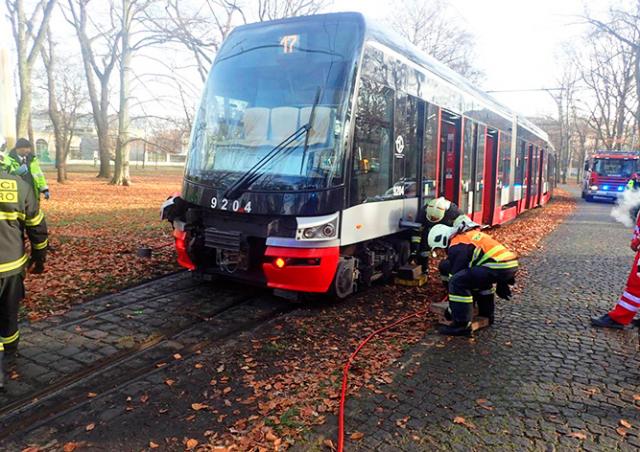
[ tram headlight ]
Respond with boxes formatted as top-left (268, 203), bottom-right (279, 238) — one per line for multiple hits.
top-left (298, 218), bottom-right (338, 240)
top-left (590, 185), bottom-right (598, 191)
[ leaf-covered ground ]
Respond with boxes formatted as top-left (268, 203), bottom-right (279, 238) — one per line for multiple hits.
top-left (24, 170), bottom-right (181, 321)
top-left (193, 189), bottom-right (577, 450)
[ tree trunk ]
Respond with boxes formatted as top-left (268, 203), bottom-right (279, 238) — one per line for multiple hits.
top-left (112, 0), bottom-right (132, 186)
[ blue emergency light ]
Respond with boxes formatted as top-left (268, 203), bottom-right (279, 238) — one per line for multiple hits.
top-left (603, 185), bottom-right (610, 190)
top-left (618, 186), bottom-right (625, 191)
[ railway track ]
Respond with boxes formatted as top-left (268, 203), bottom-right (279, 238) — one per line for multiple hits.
top-left (0, 274), bottom-right (294, 444)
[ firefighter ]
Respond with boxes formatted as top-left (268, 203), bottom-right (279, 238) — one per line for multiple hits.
top-left (627, 173), bottom-right (640, 191)
top-left (592, 209), bottom-right (640, 329)
top-left (0, 166), bottom-right (48, 390)
top-left (410, 197), bottom-right (477, 273)
top-left (428, 224), bottom-right (518, 336)
top-left (2, 138), bottom-right (50, 201)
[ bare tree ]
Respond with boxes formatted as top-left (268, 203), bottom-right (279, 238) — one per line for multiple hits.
top-left (578, 32), bottom-right (636, 151)
top-left (143, 0), bottom-right (333, 82)
top-left (586, 1), bottom-right (640, 149)
top-left (40, 26), bottom-right (87, 182)
top-left (387, 0), bottom-right (483, 82)
top-left (65, 0), bottom-right (120, 178)
top-left (255, 0), bottom-right (330, 22)
top-left (5, 0), bottom-right (58, 139)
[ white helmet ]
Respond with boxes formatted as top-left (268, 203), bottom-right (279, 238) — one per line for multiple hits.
top-left (426, 197), bottom-right (451, 223)
top-left (428, 224), bottom-right (454, 249)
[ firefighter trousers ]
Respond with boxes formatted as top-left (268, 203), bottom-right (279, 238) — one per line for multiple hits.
top-left (439, 260), bottom-right (516, 324)
top-left (608, 251), bottom-right (640, 325)
top-left (0, 274), bottom-right (24, 353)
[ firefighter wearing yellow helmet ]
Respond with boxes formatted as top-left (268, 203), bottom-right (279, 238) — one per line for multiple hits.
top-left (410, 197), bottom-right (478, 273)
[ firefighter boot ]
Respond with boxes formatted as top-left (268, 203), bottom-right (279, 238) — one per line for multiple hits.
top-left (591, 314), bottom-right (624, 329)
top-left (476, 291), bottom-right (495, 325)
top-left (438, 321), bottom-right (472, 337)
top-left (439, 301), bottom-right (472, 336)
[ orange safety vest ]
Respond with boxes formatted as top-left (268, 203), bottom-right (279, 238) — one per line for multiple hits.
top-left (450, 230), bottom-right (518, 269)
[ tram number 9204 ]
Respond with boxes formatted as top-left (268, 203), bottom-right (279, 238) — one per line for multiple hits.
top-left (210, 197), bottom-right (252, 213)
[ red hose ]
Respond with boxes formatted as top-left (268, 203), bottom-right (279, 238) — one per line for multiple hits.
top-left (337, 303), bottom-right (435, 452)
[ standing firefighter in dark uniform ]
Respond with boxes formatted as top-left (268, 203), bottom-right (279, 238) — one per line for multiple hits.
top-left (0, 167), bottom-right (48, 390)
top-left (410, 197), bottom-right (477, 273)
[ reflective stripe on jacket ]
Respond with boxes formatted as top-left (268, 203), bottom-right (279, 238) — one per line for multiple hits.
top-left (0, 171), bottom-right (49, 277)
top-left (450, 230), bottom-right (518, 270)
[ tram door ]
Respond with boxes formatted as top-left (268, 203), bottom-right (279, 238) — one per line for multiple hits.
top-left (438, 111), bottom-right (461, 203)
top-left (524, 144), bottom-right (533, 209)
top-left (472, 124), bottom-right (486, 222)
top-left (482, 129), bottom-right (498, 225)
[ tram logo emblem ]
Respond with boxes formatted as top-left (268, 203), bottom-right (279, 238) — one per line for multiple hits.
top-left (395, 135), bottom-right (405, 158)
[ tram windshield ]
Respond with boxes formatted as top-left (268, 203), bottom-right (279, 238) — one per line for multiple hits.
top-left (185, 16), bottom-right (362, 191)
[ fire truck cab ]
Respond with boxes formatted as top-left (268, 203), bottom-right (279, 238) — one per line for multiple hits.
top-left (582, 151), bottom-right (639, 202)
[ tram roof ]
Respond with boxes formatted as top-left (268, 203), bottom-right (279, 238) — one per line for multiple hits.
top-left (231, 11), bottom-right (550, 145)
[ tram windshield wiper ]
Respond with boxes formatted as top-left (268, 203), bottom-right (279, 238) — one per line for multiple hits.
top-left (223, 87), bottom-right (322, 200)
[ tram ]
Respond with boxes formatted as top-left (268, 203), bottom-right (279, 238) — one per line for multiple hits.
top-left (162, 12), bottom-right (556, 298)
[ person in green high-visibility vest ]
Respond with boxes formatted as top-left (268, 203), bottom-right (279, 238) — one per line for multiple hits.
top-left (1, 138), bottom-right (50, 201)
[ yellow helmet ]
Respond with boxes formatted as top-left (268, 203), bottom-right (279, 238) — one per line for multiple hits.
top-left (426, 197), bottom-right (451, 223)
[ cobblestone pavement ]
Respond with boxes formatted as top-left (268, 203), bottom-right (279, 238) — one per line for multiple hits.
top-left (0, 272), bottom-right (291, 448)
top-left (319, 186), bottom-right (640, 451)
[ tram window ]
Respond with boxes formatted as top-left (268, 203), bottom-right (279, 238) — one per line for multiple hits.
top-left (361, 46), bottom-right (388, 86)
top-left (394, 92), bottom-right (419, 197)
top-left (515, 140), bottom-right (526, 185)
top-left (462, 119), bottom-right (474, 184)
top-left (422, 105), bottom-right (438, 198)
top-left (350, 78), bottom-right (395, 205)
top-left (389, 56), bottom-right (407, 92)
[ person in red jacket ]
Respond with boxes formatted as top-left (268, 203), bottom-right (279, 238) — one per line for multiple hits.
top-left (592, 211), bottom-right (640, 329)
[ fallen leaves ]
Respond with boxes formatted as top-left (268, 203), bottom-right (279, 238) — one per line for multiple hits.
top-left (23, 172), bottom-right (181, 320)
top-left (620, 419), bottom-right (632, 429)
top-left (567, 431), bottom-right (587, 440)
top-left (185, 438), bottom-right (199, 449)
top-left (149, 441), bottom-right (159, 449)
top-left (453, 416), bottom-right (475, 429)
top-left (85, 422), bottom-right (95, 432)
top-left (350, 431), bottom-right (365, 441)
top-left (164, 379), bottom-right (175, 387)
top-left (62, 443), bottom-right (78, 452)
top-left (191, 403), bottom-right (209, 411)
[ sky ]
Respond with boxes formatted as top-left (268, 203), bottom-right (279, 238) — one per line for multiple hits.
top-left (331, 0), bottom-right (610, 118)
top-left (0, 0), bottom-right (616, 121)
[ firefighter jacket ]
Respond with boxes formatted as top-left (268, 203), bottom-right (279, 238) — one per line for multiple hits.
top-left (411, 202), bottom-right (471, 256)
top-left (2, 150), bottom-right (49, 196)
top-left (446, 229), bottom-right (518, 275)
top-left (0, 170), bottom-right (48, 277)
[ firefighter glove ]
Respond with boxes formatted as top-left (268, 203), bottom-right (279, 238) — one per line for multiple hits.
top-left (43, 189), bottom-right (50, 200)
top-left (496, 282), bottom-right (512, 300)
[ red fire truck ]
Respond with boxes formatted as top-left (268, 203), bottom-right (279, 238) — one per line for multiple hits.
top-left (582, 151), bottom-right (639, 202)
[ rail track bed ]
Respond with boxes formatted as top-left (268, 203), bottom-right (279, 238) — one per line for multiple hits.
top-left (0, 272), bottom-right (293, 446)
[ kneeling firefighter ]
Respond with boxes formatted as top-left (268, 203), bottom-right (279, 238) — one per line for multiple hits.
top-left (410, 197), bottom-right (478, 273)
top-left (428, 224), bottom-right (518, 336)
top-left (0, 167), bottom-right (48, 390)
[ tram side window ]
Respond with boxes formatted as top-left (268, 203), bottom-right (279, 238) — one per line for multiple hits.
top-left (515, 140), bottom-right (526, 186)
top-left (423, 105), bottom-right (438, 198)
top-left (350, 79), bottom-right (395, 205)
top-left (394, 92), bottom-right (419, 197)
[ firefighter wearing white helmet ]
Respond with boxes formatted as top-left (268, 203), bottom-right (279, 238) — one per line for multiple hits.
top-left (410, 197), bottom-right (478, 273)
top-left (428, 224), bottom-right (519, 336)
